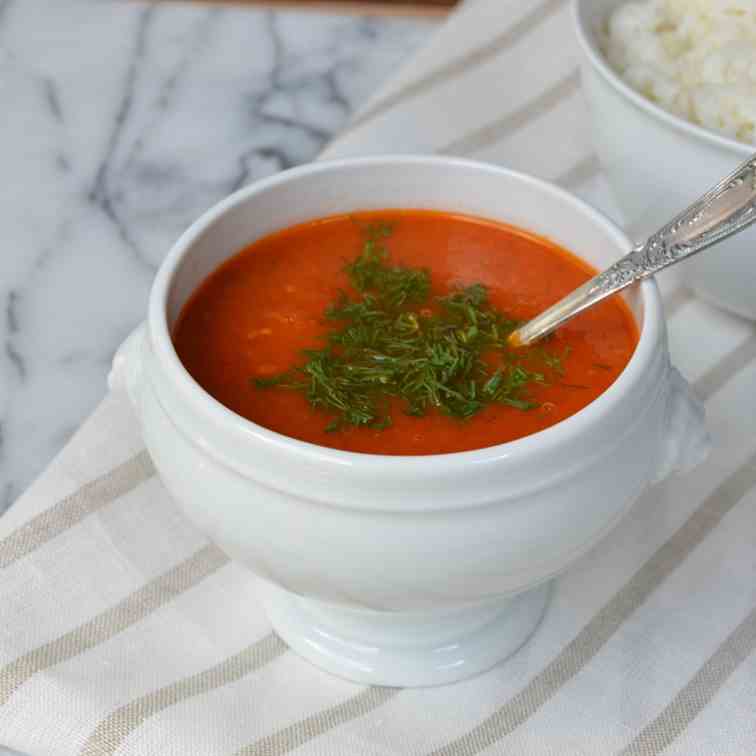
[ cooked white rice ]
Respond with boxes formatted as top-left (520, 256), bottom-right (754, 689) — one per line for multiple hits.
top-left (603, 0), bottom-right (756, 144)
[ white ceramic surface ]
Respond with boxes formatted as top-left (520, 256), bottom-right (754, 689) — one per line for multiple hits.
top-left (110, 156), bottom-right (709, 687)
top-left (573, 0), bottom-right (756, 321)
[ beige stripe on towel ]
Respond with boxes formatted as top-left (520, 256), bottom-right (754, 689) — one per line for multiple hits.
top-left (663, 288), bottom-right (694, 321)
top-left (235, 686), bottom-right (400, 756)
top-left (618, 602), bottom-right (756, 756)
top-left (80, 632), bottom-right (285, 756)
top-left (555, 153), bottom-right (601, 191)
top-left (349, 0), bottom-right (567, 130)
top-left (441, 69), bottom-right (580, 156)
top-left (0, 543), bottom-right (228, 705)
top-left (0, 450), bottom-right (154, 569)
top-left (693, 332), bottom-right (756, 403)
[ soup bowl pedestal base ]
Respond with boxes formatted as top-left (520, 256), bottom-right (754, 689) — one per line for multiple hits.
top-left (258, 580), bottom-right (552, 687)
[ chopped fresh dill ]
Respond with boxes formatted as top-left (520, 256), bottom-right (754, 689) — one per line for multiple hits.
top-left (344, 222), bottom-right (429, 309)
top-left (538, 345), bottom-right (570, 376)
top-left (254, 222), bottom-right (570, 431)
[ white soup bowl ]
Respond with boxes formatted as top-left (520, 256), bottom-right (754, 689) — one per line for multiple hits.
top-left (109, 156), bottom-right (709, 687)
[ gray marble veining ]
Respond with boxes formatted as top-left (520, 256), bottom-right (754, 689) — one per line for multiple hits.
top-left (0, 0), bottom-right (434, 514)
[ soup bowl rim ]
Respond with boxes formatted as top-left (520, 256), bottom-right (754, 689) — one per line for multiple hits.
top-left (572, 0), bottom-right (751, 158)
top-left (147, 154), bottom-right (663, 473)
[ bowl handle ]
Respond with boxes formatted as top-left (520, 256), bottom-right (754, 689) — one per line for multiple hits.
top-left (652, 367), bottom-right (711, 485)
top-left (108, 323), bottom-right (147, 412)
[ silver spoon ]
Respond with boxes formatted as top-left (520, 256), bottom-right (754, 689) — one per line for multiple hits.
top-left (508, 154), bottom-right (756, 348)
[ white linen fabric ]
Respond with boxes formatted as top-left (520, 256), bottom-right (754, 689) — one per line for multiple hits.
top-left (2, 1), bottom-right (756, 754)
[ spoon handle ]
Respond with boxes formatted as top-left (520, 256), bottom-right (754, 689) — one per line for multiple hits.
top-left (510, 154), bottom-right (756, 347)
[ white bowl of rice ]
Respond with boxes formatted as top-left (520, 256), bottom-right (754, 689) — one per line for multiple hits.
top-left (574, 0), bottom-right (755, 320)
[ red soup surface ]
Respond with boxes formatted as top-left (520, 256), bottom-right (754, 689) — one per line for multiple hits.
top-left (174, 210), bottom-right (638, 455)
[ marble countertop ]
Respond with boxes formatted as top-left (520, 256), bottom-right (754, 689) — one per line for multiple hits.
top-left (0, 0), bottom-right (435, 515)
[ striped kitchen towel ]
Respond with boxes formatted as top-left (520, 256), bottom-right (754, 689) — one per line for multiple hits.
top-left (2, 0), bottom-right (756, 754)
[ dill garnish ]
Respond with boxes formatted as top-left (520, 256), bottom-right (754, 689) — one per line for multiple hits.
top-left (254, 222), bottom-right (570, 431)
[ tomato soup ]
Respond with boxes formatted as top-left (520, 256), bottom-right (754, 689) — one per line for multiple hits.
top-left (173, 210), bottom-right (638, 455)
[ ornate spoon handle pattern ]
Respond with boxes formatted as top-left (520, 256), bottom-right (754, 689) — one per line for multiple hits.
top-left (510, 154), bottom-right (756, 347)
